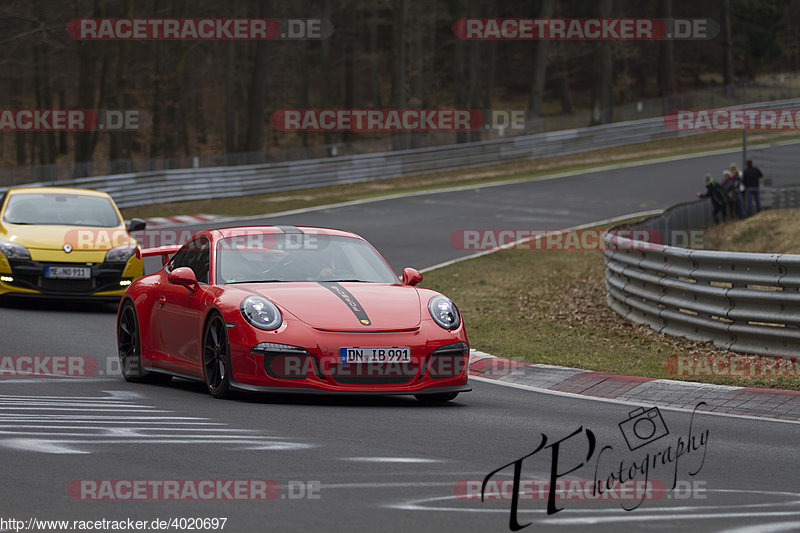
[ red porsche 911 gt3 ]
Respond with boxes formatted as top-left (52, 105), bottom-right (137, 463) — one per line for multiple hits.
top-left (116, 226), bottom-right (470, 402)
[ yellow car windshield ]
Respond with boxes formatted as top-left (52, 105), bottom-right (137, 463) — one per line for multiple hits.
top-left (3, 193), bottom-right (121, 227)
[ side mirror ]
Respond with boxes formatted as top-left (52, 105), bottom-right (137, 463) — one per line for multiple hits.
top-left (168, 267), bottom-right (199, 291)
top-left (402, 267), bottom-right (423, 286)
top-left (128, 218), bottom-right (147, 232)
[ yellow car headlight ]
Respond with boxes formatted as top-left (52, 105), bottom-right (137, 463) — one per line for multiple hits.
top-left (105, 244), bottom-right (137, 263)
top-left (0, 240), bottom-right (31, 260)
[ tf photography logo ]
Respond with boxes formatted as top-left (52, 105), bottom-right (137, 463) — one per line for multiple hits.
top-left (480, 403), bottom-right (710, 531)
top-left (618, 407), bottom-right (669, 451)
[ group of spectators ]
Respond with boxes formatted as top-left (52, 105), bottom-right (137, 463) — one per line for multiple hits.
top-left (697, 159), bottom-right (764, 223)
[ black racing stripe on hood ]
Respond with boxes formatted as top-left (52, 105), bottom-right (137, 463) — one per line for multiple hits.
top-left (317, 282), bottom-right (371, 326)
top-left (276, 225), bottom-right (303, 234)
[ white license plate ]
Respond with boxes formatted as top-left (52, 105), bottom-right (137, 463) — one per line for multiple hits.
top-left (45, 266), bottom-right (91, 279)
top-left (340, 347), bottom-right (411, 364)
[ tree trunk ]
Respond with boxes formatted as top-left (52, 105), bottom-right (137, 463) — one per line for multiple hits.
top-left (148, 40), bottom-right (162, 162)
top-left (33, 40), bottom-right (55, 165)
top-left (109, 0), bottom-right (134, 169)
top-left (242, 38), bottom-right (268, 154)
top-left (32, 0), bottom-right (55, 167)
top-left (658, 0), bottom-right (676, 113)
top-left (224, 44), bottom-right (237, 155)
top-left (343, 37), bottom-right (355, 146)
top-left (528, 0), bottom-right (555, 120)
top-left (169, 0), bottom-right (190, 157)
top-left (72, 0), bottom-right (106, 175)
top-left (57, 89), bottom-right (67, 156)
top-left (722, 0), bottom-right (734, 88)
top-left (11, 78), bottom-right (26, 166)
top-left (592, 0), bottom-right (614, 125)
top-left (556, 72), bottom-right (574, 114)
top-left (453, 0), bottom-right (467, 144)
top-left (369, 2), bottom-right (382, 108)
top-left (410, 0), bottom-right (424, 148)
top-left (299, 40), bottom-right (310, 149)
top-left (317, 0), bottom-right (335, 148)
top-left (391, 0), bottom-right (408, 150)
top-left (468, 38), bottom-right (480, 142)
top-left (482, 40), bottom-right (496, 110)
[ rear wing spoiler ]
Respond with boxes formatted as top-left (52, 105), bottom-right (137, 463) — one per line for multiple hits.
top-left (136, 244), bottom-right (182, 266)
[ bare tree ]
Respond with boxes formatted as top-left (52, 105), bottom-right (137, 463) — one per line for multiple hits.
top-left (722, 0), bottom-right (734, 88)
top-left (659, 0), bottom-right (676, 113)
top-left (391, 0), bottom-right (408, 150)
top-left (592, 0), bottom-right (614, 125)
top-left (528, 0), bottom-right (555, 120)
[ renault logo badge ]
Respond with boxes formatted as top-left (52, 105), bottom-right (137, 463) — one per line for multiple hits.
top-left (63, 243), bottom-right (73, 253)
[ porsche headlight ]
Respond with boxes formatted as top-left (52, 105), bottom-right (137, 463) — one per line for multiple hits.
top-left (105, 244), bottom-right (137, 262)
top-left (0, 240), bottom-right (31, 260)
top-left (241, 296), bottom-right (282, 331)
top-left (428, 295), bottom-right (461, 330)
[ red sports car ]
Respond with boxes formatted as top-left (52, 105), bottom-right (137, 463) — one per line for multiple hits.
top-left (116, 226), bottom-right (470, 402)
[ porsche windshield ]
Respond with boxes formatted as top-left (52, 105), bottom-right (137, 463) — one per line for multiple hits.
top-left (3, 193), bottom-right (121, 227)
top-left (216, 233), bottom-right (399, 284)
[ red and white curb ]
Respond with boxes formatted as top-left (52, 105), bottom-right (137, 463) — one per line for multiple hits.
top-left (468, 350), bottom-right (800, 421)
top-left (144, 214), bottom-right (220, 227)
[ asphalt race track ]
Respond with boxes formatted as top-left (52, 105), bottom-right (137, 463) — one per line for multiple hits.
top-left (2, 144), bottom-right (799, 533)
top-left (158, 141), bottom-right (800, 273)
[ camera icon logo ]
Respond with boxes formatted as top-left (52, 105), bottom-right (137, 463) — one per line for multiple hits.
top-left (618, 406), bottom-right (669, 451)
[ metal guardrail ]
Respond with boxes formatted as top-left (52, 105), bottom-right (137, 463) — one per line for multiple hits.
top-left (769, 185), bottom-right (800, 209)
top-left (603, 194), bottom-right (800, 356)
top-left (4, 98), bottom-right (800, 208)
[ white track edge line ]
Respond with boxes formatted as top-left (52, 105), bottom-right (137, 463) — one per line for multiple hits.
top-left (469, 375), bottom-right (800, 425)
top-left (420, 209), bottom-right (663, 272)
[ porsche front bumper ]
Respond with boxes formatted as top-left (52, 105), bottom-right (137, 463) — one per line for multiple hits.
top-left (225, 322), bottom-right (471, 395)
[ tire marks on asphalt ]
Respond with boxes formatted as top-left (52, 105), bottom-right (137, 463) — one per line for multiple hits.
top-left (0, 390), bottom-right (314, 454)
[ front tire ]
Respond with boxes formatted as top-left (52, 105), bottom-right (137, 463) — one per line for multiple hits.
top-left (118, 300), bottom-right (172, 385)
top-left (203, 313), bottom-right (233, 399)
top-left (414, 392), bottom-right (459, 403)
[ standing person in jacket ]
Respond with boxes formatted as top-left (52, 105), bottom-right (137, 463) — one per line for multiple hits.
top-left (724, 166), bottom-right (745, 219)
top-left (742, 159), bottom-right (764, 217)
top-left (697, 173), bottom-right (728, 224)
top-left (729, 162), bottom-right (745, 218)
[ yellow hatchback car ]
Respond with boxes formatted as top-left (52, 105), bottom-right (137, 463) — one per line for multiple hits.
top-left (0, 187), bottom-right (145, 301)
